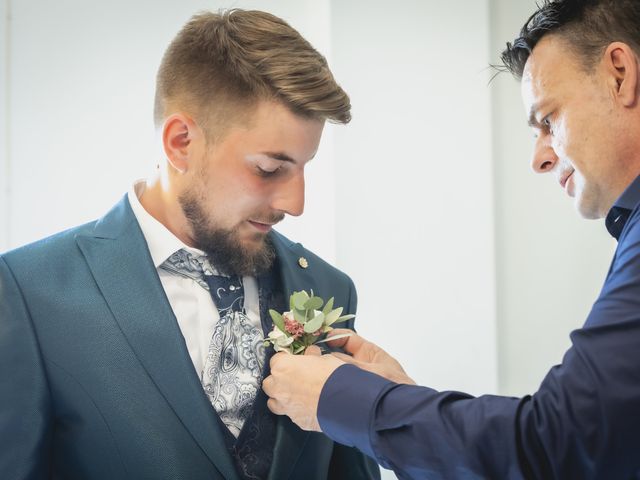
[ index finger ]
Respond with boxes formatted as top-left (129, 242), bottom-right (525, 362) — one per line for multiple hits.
top-left (327, 329), bottom-right (366, 354)
top-left (325, 328), bottom-right (354, 348)
top-left (262, 374), bottom-right (275, 396)
top-left (269, 351), bottom-right (288, 370)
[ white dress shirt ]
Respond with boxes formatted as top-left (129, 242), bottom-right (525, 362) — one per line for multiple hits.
top-left (127, 180), bottom-right (261, 377)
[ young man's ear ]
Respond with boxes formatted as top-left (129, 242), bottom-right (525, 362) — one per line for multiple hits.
top-left (604, 42), bottom-right (639, 108)
top-left (162, 113), bottom-right (201, 173)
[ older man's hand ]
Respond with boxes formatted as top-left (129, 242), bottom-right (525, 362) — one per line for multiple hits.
top-left (327, 329), bottom-right (416, 385)
top-left (263, 346), bottom-right (345, 432)
top-left (263, 331), bottom-right (416, 431)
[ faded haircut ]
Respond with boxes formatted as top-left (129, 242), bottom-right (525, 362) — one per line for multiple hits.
top-left (154, 9), bottom-right (351, 141)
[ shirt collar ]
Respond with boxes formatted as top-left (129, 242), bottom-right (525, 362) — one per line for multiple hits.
top-left (128, 180), bottom-right (205, 268)
top-left (605, 174), bottom-right (640, 240)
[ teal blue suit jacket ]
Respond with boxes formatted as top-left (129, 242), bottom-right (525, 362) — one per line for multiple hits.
top-left (0, 197), bottom-right (379, 480)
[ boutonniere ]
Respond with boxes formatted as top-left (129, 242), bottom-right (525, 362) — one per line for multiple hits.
top-left (264, 290), bottom-right (354, 354)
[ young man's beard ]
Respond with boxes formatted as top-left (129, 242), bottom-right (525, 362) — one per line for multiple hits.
top-left (179, 192), bottom-right (276, 277)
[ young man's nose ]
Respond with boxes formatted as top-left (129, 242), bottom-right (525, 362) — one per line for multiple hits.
top-left (271, 173), bottom-right (305, 217)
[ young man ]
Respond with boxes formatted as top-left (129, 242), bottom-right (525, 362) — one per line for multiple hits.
top-left (0, 10), bottom-right (379, 480)
top-left (263, 1), bottom-right (640, 478)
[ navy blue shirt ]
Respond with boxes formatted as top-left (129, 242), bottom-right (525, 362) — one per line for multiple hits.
top-left (318, 175), bottom-right (640, 479)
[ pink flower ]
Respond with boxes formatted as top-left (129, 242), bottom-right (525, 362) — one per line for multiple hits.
top-left (283, 312), bottom-right (305, 339)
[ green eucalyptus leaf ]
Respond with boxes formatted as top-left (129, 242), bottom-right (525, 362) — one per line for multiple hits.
top-left (332, 314), bottom-right (356, 325)
top-left (293, 344), bottom-right (307, 354)
top-left (269, 309), bottom-right (286, 332)
top-left (293, 308), bottom-right (307, 323)
top-left (322, 297), bottom-right (335, 316)
top-left (304, 296), bottom-right (323, 311)
top-left (324, 307), bottom-right (343, 326)
top-left (304, 312), bottom-right (325, 333)
top-left (293, 291), bottom-right (310, 310)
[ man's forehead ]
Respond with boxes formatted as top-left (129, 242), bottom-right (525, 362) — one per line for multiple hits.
top-left (520, 60), bottom-right (538, 114)
top-left (523, 34), bottom-right (566, 75)
top-left (519, 36), bottom-right (566, 115)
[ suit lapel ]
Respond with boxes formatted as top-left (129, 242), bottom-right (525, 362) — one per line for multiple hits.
top-left (76, 197), bottom-right (239, 480)
top-left (267, 232), bottom-right (315, 480)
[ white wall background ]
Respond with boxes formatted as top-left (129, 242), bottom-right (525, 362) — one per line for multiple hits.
top-left (331, 0), bottom-right (497, 395)
top-left (0, 0), bottom-right (617, 477)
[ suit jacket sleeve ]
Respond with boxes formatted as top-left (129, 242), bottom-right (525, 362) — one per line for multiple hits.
top-left (317, 210), bottom-right (640, 480)
top-left (0, 256), bottom-right (52, 479)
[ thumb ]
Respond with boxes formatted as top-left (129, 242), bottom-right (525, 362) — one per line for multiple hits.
top-left (305, 345), bottom-right (322, 356)
top-left (329, 331), bottom-right (367, 355)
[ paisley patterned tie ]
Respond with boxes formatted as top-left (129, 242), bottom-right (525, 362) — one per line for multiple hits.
top-left (161, 249), bottom-right (265, 438)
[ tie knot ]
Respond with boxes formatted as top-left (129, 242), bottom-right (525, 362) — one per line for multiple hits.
top-left (161, 249), bottom-right (213, 290)
top-left (161, 249), bottom-right (245, 314)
